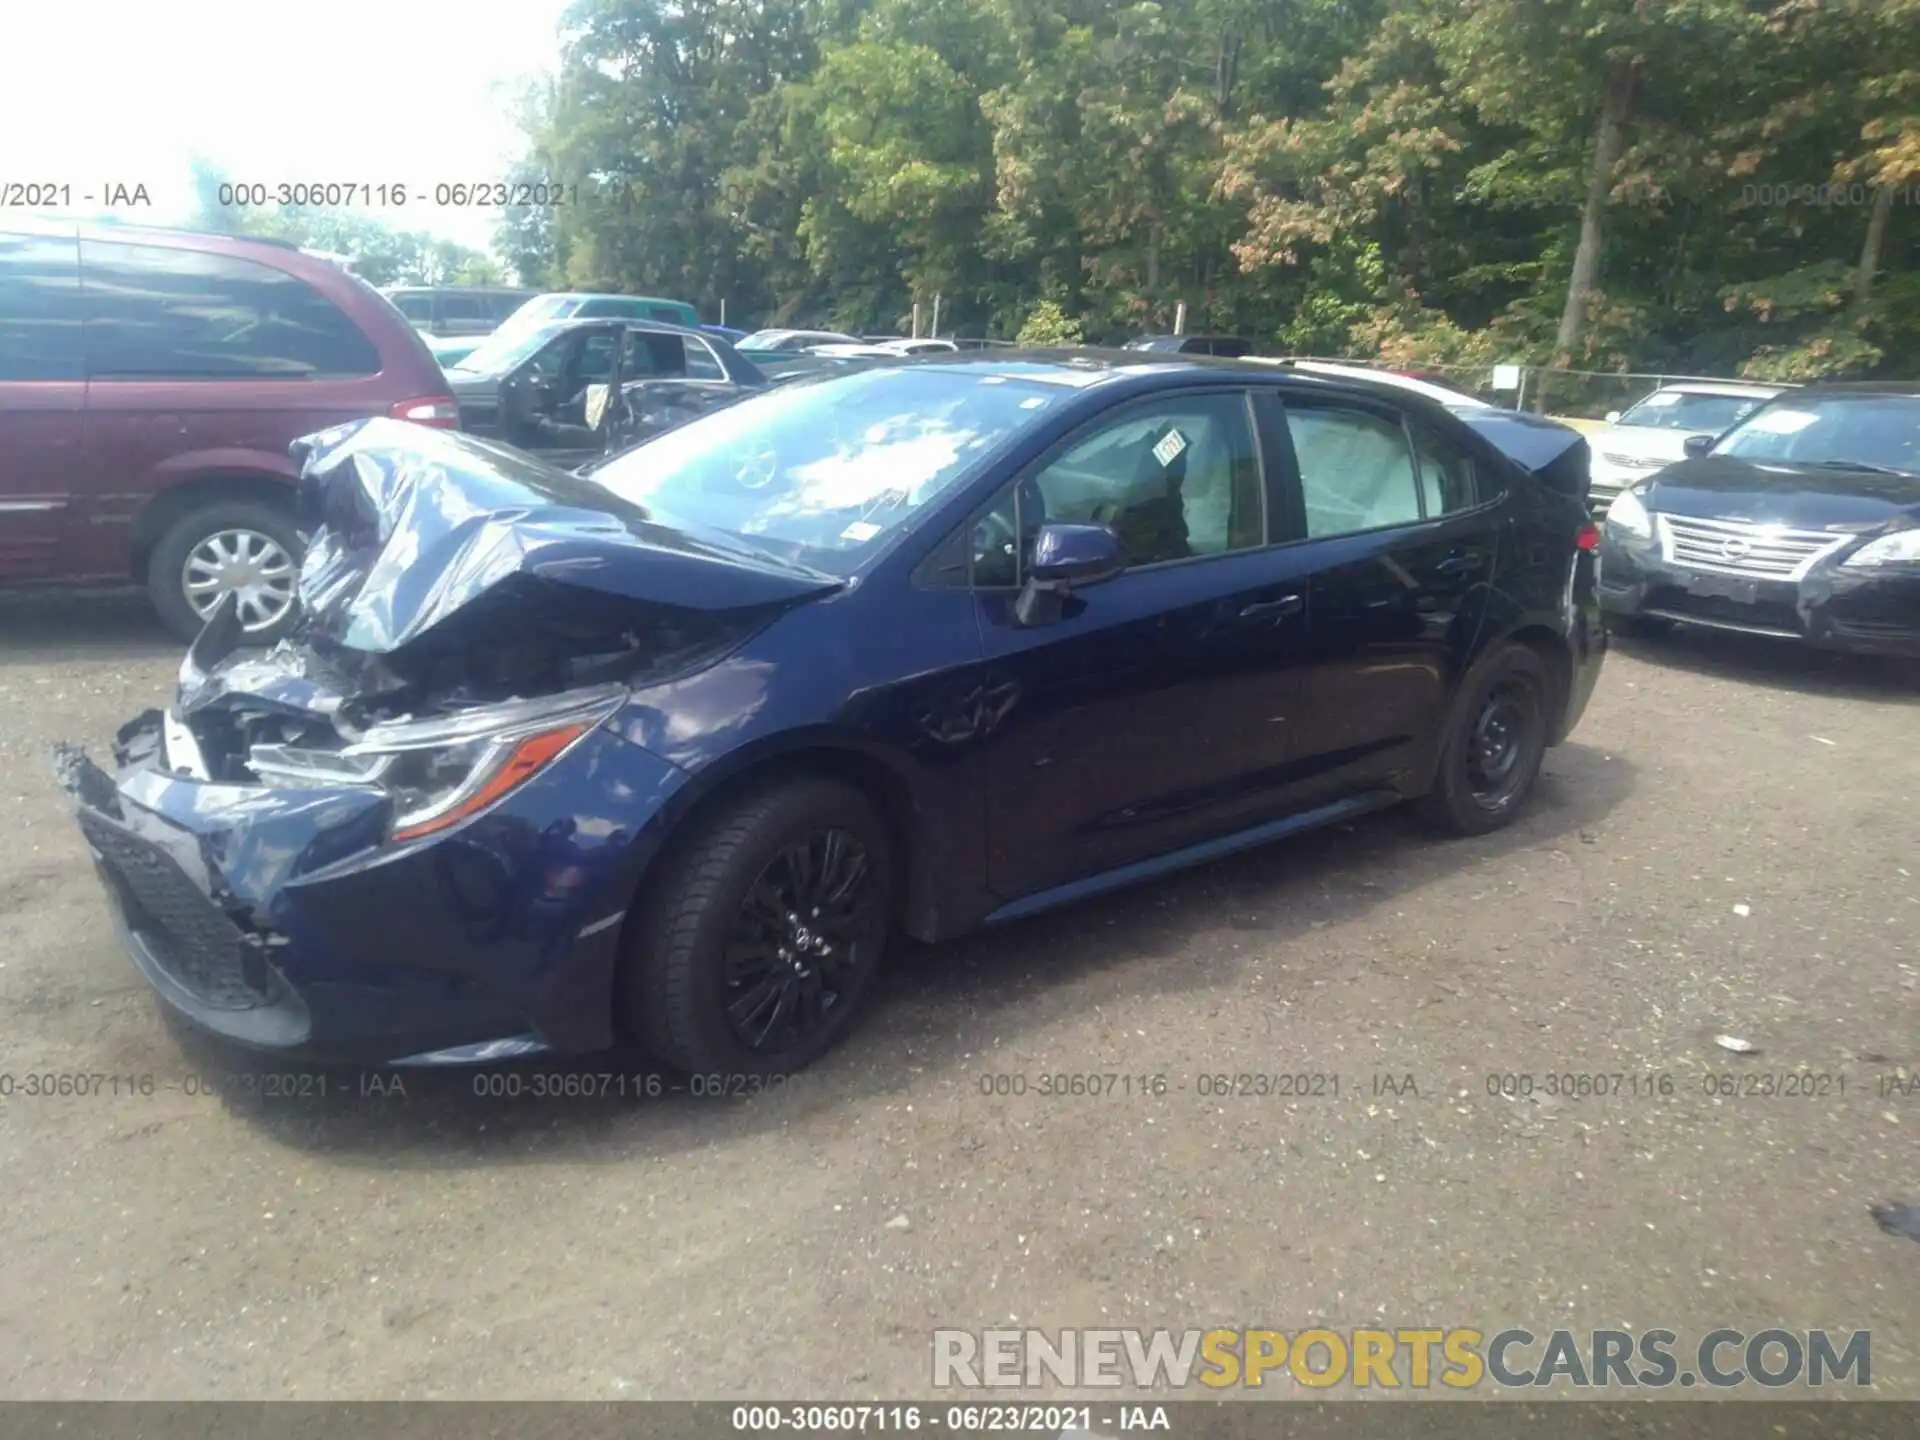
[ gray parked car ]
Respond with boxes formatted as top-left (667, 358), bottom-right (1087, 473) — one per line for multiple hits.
top-left (381, 286), bottom-right (535, 336)
top-left (445, 317), bottom-right (767, 468)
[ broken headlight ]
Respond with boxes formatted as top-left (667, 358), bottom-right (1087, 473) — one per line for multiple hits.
top-left (248, 683), bottom-right (628, 841)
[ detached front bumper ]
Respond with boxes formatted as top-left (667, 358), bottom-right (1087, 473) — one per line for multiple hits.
top-left (55, 710), bottom-right (689, 1065)
top-left (1597, 532), bottom-right (1920, 657)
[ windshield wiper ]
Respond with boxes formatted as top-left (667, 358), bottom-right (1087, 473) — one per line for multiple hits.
top-left (1810, 459), bottom-right (1919, 478)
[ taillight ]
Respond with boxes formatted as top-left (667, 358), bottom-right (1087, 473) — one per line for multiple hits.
top-left (391, 396), bottom-right (460, 428)
top-left (1575, 522), bottom-right (1601, 551)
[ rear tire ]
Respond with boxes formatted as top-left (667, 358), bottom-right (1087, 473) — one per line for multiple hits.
top-left (1417, 644), bottom-right (1553, 836)
top-left (147, 499), bottom-right (303, 645)
top-left (619, 777), bottom-right (894, 1077)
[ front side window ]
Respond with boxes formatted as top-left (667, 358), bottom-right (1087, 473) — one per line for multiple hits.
top-left (1286, 406), bottom-right (1422, 537)
top-left (451, 322), bottom-right (567, 377)
top-left (589, 365), bottom-right (1068, 574)
top-left (1015, 392), bottom-right (1265, 573)
top-left (683, 337), bottom-right (725, 380)
top-left (0, 232), bottom-right (85, 380)
top-left (573, 330), bottom-right (619, 383)
top-left (81, 242), bottom-right (380, 379)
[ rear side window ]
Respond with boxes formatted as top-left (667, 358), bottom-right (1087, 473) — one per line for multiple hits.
top-left (0, 232), bottom-right (85, 380)
top-left (1285, 406), bottom-right (1422, 536)
top-left (81, 241), bottom-right (381, 379)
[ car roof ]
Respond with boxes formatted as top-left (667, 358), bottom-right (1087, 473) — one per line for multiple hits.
top-left (1634, 380), bottom-right (1786, 399)
top-left (1785, 381), bottom-right (1920, 397)
top-left (541, 291), bottom-right (690, 305)
top-left (1253, 357), bottom-right (1495, 408)
top-left (894, 347), bottom-right (1478, 407)
top-left (521, 316), bottom-right (720, 347)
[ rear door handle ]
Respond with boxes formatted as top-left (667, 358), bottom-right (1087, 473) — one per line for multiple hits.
top-left (1239, 594), bottom-right (1304, 622)
top-left (1435, 550), bottom-right (1485, 576)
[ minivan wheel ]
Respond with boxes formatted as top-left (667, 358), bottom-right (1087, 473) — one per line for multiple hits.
top-left (1416, 645), bottom-right (1552, 836)
top-left (620, 778), bottom-right (893, 1077)
top-left (148, 500), bottom-right (303, 644)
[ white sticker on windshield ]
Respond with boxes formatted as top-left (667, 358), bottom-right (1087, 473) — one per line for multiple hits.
top-left (1152, 428), bottom-right (1188, 467)
top-left (840, 520), bottom-right (882, 543)
top-left (1744, 408), bottom-right (1818, 435)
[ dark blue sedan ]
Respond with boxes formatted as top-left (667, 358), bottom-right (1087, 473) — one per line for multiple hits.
top-left (57, 353), bottom-right (1606, 1076)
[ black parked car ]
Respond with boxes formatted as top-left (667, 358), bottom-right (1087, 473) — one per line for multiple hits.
top-left (445, 318), bottom-right (767, 467)
top-left (56, 352), bottom-right (1605, 1077)
top-left (1598, 383), bottom-right (1920, 655)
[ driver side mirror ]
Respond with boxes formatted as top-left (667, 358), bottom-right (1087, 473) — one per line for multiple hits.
top-left (1682, 433), bottom-right (1715, 458)
top-left (1605, 410), bottom-right (1622, 424)
top-left (1014, 522), bottom-right (1126, 627)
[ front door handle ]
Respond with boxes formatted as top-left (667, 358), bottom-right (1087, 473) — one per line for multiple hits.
top-left (1435, 550), bottom-right (1485, 576)
top-left (1239, 593), bottom-right (1304, 622)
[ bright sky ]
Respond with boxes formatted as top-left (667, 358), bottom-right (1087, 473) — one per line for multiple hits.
top-left (2, 0), bottom-right (571, 254)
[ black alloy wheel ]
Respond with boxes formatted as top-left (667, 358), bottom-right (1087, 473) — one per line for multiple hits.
top-left (723, 827), bottom-right (879, 1054)
top-left (622, 777), bottom-right (893, 1076)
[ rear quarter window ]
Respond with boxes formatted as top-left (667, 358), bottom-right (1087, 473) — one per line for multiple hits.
top-left (81, 241), bottom-right (381, 379)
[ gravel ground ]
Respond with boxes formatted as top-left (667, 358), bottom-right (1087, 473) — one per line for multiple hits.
top-left (1, 589), bottom-right (1916, 1400)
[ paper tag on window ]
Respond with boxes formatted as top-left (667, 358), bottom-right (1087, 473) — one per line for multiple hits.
top-left (840, 520), bottom-right (882, 543)
top-left (1152, 428), bottom-right (1188, 467)
top-left (1745, 408), bottom-right (1816, 435)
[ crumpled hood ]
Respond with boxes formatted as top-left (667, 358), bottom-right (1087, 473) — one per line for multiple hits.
top-left (170, 418), bottom-right (843, 757)
top-left (291, 416), bottom-right (842, 655)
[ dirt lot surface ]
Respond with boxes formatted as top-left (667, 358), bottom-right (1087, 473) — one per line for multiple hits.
top-left (1, 590), bottom-right (1916, 1400)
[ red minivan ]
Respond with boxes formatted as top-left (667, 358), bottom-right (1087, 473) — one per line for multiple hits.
top-left (0, 222), bottom-right (456, 640)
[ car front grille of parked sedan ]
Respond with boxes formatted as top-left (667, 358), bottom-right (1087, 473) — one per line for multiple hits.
top-left (1656, 514), bottom-right (1852, 581)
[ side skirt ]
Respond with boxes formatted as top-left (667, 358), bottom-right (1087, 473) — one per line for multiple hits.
top-left (980, 789), bottom-right (1405, 927)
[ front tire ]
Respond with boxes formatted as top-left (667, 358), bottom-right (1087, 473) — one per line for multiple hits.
top-left (147, 499), bottom-right (303, 644)
top-left (1417, 644), bottom-right (1553, 836)
top-left (619, 777), bottom-right (894, 1077)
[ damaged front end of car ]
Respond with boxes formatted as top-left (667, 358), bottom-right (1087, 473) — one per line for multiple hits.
top-left (54, 417), bottom-right (842, 1063)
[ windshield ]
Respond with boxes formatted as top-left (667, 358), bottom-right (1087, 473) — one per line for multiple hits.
top-left (448, 323), bottom-right (566, 377)
top-left (1619, 390), bottom-right (1770, 432)
top-left (1711, 393), bottom-right (1920, 473)
top-left (587, 365), bottom-right (1065, 572)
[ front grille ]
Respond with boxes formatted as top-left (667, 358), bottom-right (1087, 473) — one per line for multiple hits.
top-left (1657, 514), bottom-right (1850, 580)
top-left (79, 811), bottom-right (272, 1011)
top-left (1601, 452), bottom-right (1667, 470)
